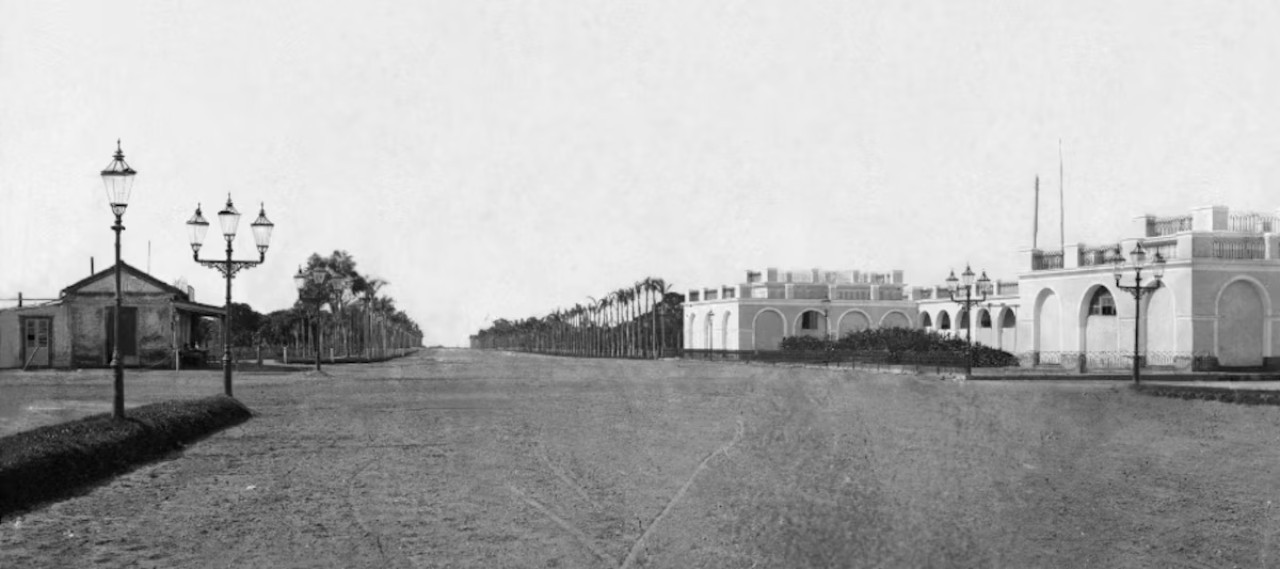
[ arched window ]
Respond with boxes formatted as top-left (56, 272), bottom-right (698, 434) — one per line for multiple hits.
top-left (979, 310), bottom-right (992, 328)
top-left (958, 309), bottom-right (970, 329)
top-left (1089, 288), bottom-right (1117, 316)
top-left (939, 312), bottom-right (951, 330)
top-left (1001, 310), bottom-right (1016, 328)
top-left (800, 310), bottom-right (822, 330)
top-left (921, 312), bottom-right (933, 328)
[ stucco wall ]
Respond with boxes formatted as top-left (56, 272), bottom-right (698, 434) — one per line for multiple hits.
top-left (684, 299), bottom-right (919, 351)
top-left (0, 305), bottom-right (69, 368)
top-left (68, 297), bottom-right (176, 368)
top-left (1216, 279), bottom-right (1265, 366)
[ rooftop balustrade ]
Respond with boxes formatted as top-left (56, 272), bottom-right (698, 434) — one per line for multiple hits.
top-left (1029, 206), bottom-right (1280, 272)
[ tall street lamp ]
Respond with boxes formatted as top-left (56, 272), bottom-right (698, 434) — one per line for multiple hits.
top-left (1113, 242), bottom-right (1165, 385)
top-left (187, 195), bottom-right (274, 397)
top-left (294, 266), bottom-right (346, 372)
top-left (946, 264), bottom-right (991, 379)
top-left (101, 140), bottom-right (136, 419)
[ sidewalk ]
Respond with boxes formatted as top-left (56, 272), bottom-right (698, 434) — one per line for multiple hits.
top-left (970, 367), bottom-right (1280, 383)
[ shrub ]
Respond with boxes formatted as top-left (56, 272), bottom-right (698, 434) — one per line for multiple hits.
top-left (0, 395), bottom-right (251, 516)
top-left (1132, 384), bottom-right (1280, 406)
top-left (779, 335), bottom-right (832, 352)
top-left (777, 328), bottom-right (1018, 367)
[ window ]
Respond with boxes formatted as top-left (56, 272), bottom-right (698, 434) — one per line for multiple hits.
top-left (979, 310), bottom-right (992, 328)
top-left (1088, 289), bottom-right (1116, 316)
top-left (800, 311), bottom-right (820, 330)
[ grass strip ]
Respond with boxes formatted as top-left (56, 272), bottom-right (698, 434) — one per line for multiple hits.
top-left (1132, 384), bottom-right (1280, 406)
top-left (0, 395), bottom-right (251, 516)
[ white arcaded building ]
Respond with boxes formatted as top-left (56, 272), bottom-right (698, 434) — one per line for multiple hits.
top-left (682, 268), bottom-right (917, 351)
top-left (1016, 205), bottom-right (1280, 371)
top-left (685, 205), bottom-right (1280, 372)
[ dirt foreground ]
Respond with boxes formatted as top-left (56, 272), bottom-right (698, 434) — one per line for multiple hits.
top-left (3, 349), bottom-right (1280, 568)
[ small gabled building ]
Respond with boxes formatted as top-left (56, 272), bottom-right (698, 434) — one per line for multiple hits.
top-left (0, 262), bottom-right (223, 369)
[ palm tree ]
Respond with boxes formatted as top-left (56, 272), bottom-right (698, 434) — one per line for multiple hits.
top-left (353, 275), bottom-right (388, 360)
top-left (649, 278), bottom-right (673, 357)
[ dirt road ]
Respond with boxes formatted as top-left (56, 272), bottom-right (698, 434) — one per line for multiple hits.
top-left (3, 349), bottom-right (1279, 567)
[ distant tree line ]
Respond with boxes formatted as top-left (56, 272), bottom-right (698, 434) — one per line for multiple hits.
top-left (470, 277), bottom-right (684, 358)
top-left (203, 250), bottom-right (423, 360)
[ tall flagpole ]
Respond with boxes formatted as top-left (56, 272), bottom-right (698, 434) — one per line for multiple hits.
top-left (1033, 175), bottom-right (1040, 249)
top-left (1059, 140), bottom-right (1065, 251)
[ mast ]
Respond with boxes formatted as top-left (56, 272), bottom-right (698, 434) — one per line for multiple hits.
top-left (1059, 140), bottom-right (1065, 251)
top-left (1033, 175), bottom-right (1040, 249)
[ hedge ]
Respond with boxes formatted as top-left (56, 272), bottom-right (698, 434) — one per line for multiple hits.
top-left (0, 395), bottom-right (252, 517)
top-left (1132, 384), bottom-right (1280, 406)
top-left (779, 328), bottom-right (1020, 368)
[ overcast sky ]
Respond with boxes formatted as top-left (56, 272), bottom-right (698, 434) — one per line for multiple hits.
top-left (4, 1), bottom-right (1280, 346)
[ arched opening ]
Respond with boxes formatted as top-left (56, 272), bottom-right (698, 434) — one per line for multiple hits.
top-left (721, 311), bottom-right (732, 351)
top-left (1083, 287), bottom-right (1119, 368)
top-left (880, 311), bottom-right (910, 329)
top-left (975, 308), bottom-right (993, 346)
top-left (705, 312), bottom-right (714, 350)
top-left (1034, 289), bottom-right (1061, 364)
top-left (795, 309), bottom-right (828, 339)
top-left (837, 310), bottom-right (871, 337)
top-left (920, 312), bottom-right (933, 329)
top-left (938, 311), bottom-right (951, 331)
top-left (1217, 280), bottom-right (1266, 367)
top-left (999, 308), bottom-right (1017, 352)
top-left (753, 310), bottom-right (786, 351)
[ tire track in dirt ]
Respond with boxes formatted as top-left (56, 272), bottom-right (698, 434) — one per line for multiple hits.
top-left (618, 418), bottom-right (745, 569)
top-left (346, 456), bottom-right (397, 568)
top-left (507, 484), bottom-right (615, 565)
top-left (537, 430), bottom-right (603, 511)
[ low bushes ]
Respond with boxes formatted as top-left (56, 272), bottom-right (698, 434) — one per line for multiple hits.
top-left (0, 396), bottom-right (252, 517)
top-left (1132, 384), bottom-right (1280, 406)
top-left (779, 328), bottom-right (1019, 368)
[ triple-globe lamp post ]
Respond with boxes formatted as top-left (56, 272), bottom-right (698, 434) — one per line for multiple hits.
top-left (186, 196), bottom-right (274, 397)
top-left (100, 141), bottom-right (136, 419)
top-left (1112, 242), bottom-right (1166, 385)
top-left (946, 264), bottom-right (992, 379)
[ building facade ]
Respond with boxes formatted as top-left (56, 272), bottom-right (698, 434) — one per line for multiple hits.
top-left (914, 280), bottom-right (1021, 354)
top-left (684, 206), bottom-right (1280, 372)
top-left (1018, 205), bottom-right (1280, 371)
top-left (683, 268), bottom-right (918, 351)
top-left (0, 262), bottom-right (223, 369)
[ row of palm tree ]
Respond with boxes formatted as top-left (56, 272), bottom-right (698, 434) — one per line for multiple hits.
top-left (471, 277), bottom-right (685, 358)
top-left (258, 250), bottom-right (423, 360)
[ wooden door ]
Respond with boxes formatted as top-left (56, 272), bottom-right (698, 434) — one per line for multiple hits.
top-left (23, 317), bottom-right (51, 368)
top-left (105, 307), bottom-right (138, 363)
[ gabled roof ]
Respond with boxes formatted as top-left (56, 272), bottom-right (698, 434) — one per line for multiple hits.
top-left (60, 261), bottom-right (189, 300)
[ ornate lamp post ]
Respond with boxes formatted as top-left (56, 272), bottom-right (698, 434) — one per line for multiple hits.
top-left (946, 264), bottom-right (992, 379)
top-left (1112, 242), bottom-right (1165, 385)
top-left (187, 196), bottom-right (274, 397)
top-left (294, 267), bottom-right (326, 372)
top-left (294, 266), bottom-right (347, 372)
top-left (101, 141), bottom-right (136, 419)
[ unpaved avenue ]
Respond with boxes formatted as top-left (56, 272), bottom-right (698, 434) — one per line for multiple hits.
top-left (2, 350), bottom-right (752, 568)
top-left (4, 349), bottom-right (1280, 568)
